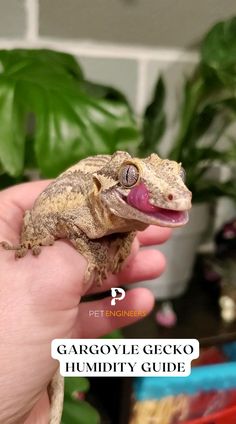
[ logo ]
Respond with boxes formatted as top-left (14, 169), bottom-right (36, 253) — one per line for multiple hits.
top-left (110, 288), bottom-right (126, 306)
top-left (88, 287), bottom-right (146, 318)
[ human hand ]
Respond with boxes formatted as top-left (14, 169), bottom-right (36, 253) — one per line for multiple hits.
top-left (0, 181), bottom-right (171, 424)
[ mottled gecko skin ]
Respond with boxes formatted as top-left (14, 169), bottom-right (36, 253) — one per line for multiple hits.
top-left (1, 151), bottom-right (191, 285)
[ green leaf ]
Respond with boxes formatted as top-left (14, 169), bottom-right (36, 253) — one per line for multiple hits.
top-left (63, 378), bottom-right (100, 424)
top-left (0, 49), bottom-right (83, 80)
top-left (0, 49), bottom-right (139, 178)
top-left (0, 78), bottom-right (26, 176)
top-left (33, 80), bottom-right (139, 177)
top-left (189, 103), bottom-right (219, 142)
top-left (139, 76), bottom-right (166, 156)
top-left (0, 173), bottom-right (27, 189)
top-left (144, 16), bottom-right (236, 203)
top-left (201, 17), bottom-right (236, 87)
top-left (169, 88), bottom-right (236, 164)
top-left (193, 146), bottom-right (236, 164)
top-left (190, 178), bottom-right (236, 203)
top-left (64, 377), bottom-right (90, 398)
top-left (103, 329), bottom-right (123, 338)
top-left (216, 97), bottom-right (236, 117)
top-left (62, 399), bottom-right (100, 424)
top-left (169, 72), bottom-right (205, 161)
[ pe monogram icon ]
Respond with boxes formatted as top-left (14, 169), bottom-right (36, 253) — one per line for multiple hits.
top-left (110, 288), bottom-right (126, 306)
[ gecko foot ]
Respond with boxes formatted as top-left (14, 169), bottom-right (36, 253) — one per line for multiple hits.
top-left (1, 241), bottom-right (28, 258)
top-left (15, 247), bottom-right (28, 258)
top-left (1, 241), bottom-right (21, 250)
top-left (1, 235), bottom-right (55, 259)
top-left (84, 264), bottom-right (108, 287)
top-left (110, 257), bottom-right (124, 275)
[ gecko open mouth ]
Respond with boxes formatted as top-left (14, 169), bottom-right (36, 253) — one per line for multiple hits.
top-left (125, 183), bottom-right (189, 225)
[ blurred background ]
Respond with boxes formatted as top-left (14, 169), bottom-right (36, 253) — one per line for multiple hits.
top-left (0, 1), bottom-right (236, 423)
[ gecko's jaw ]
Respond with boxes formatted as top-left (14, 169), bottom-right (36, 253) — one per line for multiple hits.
top-left (124, 182), bottom-right (189, 227)
top-left (142, 206), bottom-right (188, 225)
top-left (126, 199), bottom-right (189, 226)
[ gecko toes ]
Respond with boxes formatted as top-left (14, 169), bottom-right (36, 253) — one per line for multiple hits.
top-left (83, 265), bottom-right (109, 287)
top-left (1, 241), bottom-right (21, 251)
top-left (1, 238), bottom-right (54, 259)
top-left (15, 247), bottom-right (28, 259)
top-left (0, 240), bottom-right (29, 258)
top-left (32, 245), bottom-right (41, 256)
top-left (0, 241), bottom-right (12, 250)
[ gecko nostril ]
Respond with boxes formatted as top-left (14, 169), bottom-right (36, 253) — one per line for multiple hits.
top-left (168, 194), bottom-right (174, 201)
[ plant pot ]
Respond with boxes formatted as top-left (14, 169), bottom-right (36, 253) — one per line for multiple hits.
top-left (134, 203), bottom-right (210, 300)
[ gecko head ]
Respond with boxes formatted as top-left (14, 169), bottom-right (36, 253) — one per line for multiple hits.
top-left (93, 151), bottom-right (192, 228)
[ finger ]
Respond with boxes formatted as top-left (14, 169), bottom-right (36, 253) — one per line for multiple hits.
top-left (137, 225), bottom-right (172, 246)
top-left (0, 180), bottom-right (52, 212)
top-left (74, 288), bottom-right (155, 338)
top-left (86, 248), bottom-right (166, 295)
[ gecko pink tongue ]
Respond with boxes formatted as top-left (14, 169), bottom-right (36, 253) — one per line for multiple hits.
top-left (127, 183), bottom-right (187, 224)
top-left (127, 183), bottom-right (157, 212)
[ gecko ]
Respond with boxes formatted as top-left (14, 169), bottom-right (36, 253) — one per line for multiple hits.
top-left (0, 151), bottom-right (192, 423)
top-left (1, 151), bottom-right (192, 285)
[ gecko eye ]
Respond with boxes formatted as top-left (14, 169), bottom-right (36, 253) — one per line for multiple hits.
top-left (119, 164), bottom-right (140, 188)
top-left (179, 167), bottom-right (186, 182)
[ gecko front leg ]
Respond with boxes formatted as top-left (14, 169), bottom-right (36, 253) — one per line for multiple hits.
top-left (57, 217), bottom-right (110, 286)
top-left (110, 231), bottom-right (136, 274)
top-left (72, 231), bottom-right (137, 285)
top-left (1, 210), bottom-right (55, 258)
top-left (71, 233), bottom-right (109, 286)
